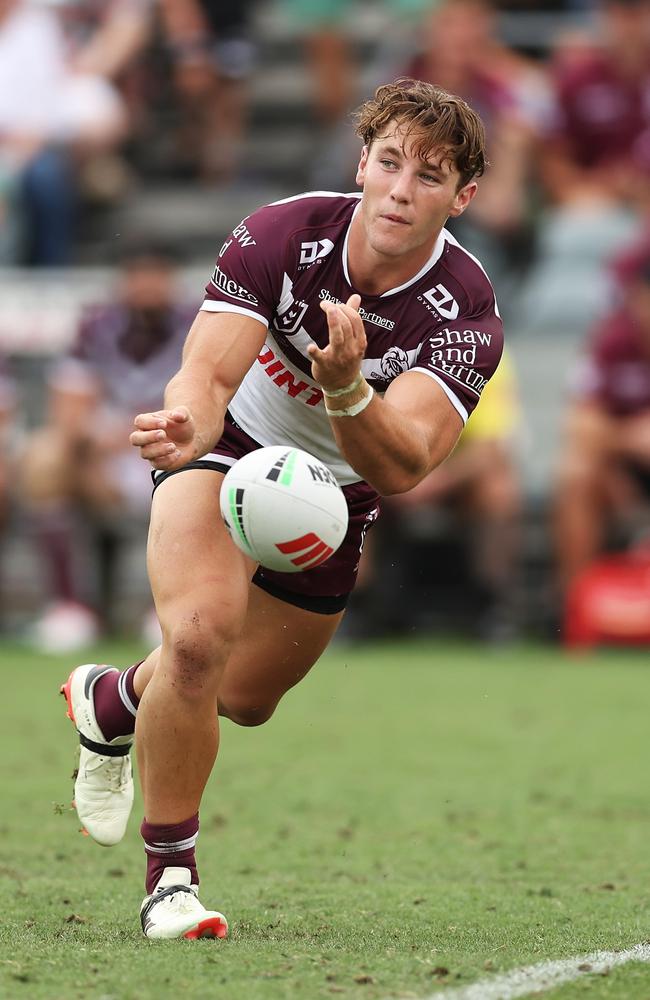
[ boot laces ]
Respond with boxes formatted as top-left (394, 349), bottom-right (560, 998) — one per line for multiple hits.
top-left (86, 755), bottom-right (130, 792)
top-left (158, 888), bottom-right (201, 915)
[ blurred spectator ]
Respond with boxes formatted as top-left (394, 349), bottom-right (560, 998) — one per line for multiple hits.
top-left (0, 0), bottom-right (150, 265)
top-left (19, 242), bottom-right (193, 650)
top-left (158, 0), bottom-right (257, 183)
top-left (348, 351), bottom-right (523, 641)
top-left (62, 0), bottom-right (151, 80)
top-left (553, 235), bottom-right (650, 599)
top-left (403, 0), bottom-right (550, 305)
top-left (542, 0), bottom-right (650, 211)
top-left (281, 0), bottom-right (430, 129)
top-left (58, 0), bottom-right (153, 201)
top-left (492, 1), bottom-right (585, 7)
top-left (0, 365), bottom-right (16, 524)
top-left (514, 0), bottom-right (650, 335)
top-left (0, 362), bottom-right (18, 631)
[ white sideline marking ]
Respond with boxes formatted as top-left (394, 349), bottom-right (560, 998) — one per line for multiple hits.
top-left (417, 943), bottom-right (650, 1000)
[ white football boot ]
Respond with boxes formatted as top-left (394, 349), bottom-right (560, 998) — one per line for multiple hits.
top-left (140, 868), bottom-right (229, 940)
top-left (60, 664), bottom-right (134, 846)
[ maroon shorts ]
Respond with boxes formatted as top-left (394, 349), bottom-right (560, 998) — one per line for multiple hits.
top-left (152, 412), bottom-right (380, 614)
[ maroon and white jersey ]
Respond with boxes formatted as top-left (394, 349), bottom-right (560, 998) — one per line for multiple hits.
top-left (202, 191), bottom-right (503, 485)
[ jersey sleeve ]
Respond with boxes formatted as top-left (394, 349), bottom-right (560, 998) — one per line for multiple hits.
top-left (201, 204), bottom-right (291, 327)
top-left (412, 304), bottom-right (504, 422)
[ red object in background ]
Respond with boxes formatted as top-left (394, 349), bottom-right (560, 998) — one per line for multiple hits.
top-left (564, 547), bottom-right (650, 648)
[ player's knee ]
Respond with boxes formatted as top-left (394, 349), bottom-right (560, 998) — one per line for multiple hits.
top-left (219, 696), bottom-right (277, 727)
top-left (162, 613), bottom-right (240, 699)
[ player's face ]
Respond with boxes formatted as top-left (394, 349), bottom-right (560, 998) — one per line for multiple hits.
top-left (355, 124), bottom-right (477, 265)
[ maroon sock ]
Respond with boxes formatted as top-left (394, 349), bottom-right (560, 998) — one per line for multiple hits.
top-left (141, 814), bottom-right (200, 894)
top-left (92, 663), bottom-right (141, 742)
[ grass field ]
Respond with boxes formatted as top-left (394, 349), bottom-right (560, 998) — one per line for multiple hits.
top-left (2, 638), bottom-right (650, 1000)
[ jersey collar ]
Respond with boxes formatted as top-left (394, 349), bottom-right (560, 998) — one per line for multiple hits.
top-left (342, 203), bottom-right (448, 298)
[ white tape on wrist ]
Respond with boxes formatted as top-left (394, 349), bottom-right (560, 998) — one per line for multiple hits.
top-left (322, 373), bottom-right (363, 398)
top-left (325, 386), bottom-right (374, 417)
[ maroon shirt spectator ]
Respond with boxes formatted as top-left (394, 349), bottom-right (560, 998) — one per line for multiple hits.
top-left (572, 239), bottom-right (650, 415)
top-left (68, 298), bottom-right (194, 417)
top-left (542, 0), bottom-right (650, 208)
top-left (554, 234), bottom-right (650, 595)
top-left (548, 52), bottom-right (650, 174)
top-left (19, 245), bottom-right (194, 649)
top-left (572, 306), bottom-right (650, 416)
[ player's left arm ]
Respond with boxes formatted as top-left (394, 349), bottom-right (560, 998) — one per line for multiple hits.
top-left (332, 368), bottom-right (462, 495)
top-left (309, 295), bottom-right (465, 495)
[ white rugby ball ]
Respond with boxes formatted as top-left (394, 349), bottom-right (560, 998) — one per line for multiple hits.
top-left (220, 446), bottom-right (349, 573)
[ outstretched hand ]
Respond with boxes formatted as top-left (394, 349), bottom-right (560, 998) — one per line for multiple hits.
top-left (130, 406), bottom-right (197, 471)
top-left (308, 293), bottom-right (367, 391)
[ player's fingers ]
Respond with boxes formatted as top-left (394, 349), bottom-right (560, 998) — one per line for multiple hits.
top-left (345, 293), bottom-right (361, 311)
top-left (133, 411), bottom-right (169, 431)
top-left (148, 449), bottom-right (183, 471)
top-left (334, 315), bottom-right (365, 360)
top-left (307, 343), bottom-right (325, 362)
top-left (331, 306), bottom-right (354, 347)
top-left (337, 302), bottom-right (366, 340)
top-left (321, 302), bottom-right (346, 347)
top-left (130, 428), bottom-right (169, 447)
top-left (168, 406), bottom-right (191, 423)
top-left (139, 441), bottom-right (181, 462)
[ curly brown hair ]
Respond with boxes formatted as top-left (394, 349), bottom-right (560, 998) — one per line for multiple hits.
top-left (354, 79), bottom-right (487, 187)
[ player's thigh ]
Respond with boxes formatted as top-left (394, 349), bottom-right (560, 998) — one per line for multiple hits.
top-left (217, 583), bottom-right (343, 725)
top-left (148, 469), bottom-right (255, 652)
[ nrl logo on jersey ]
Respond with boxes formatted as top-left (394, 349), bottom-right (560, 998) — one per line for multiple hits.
top-left (273, 273), bottom-right (309, 334)
top-left (421, 283), bottom-right (460, 320)
top-left (275, 301), bottom-right (309, 335)
top-left (299, 239), bottom-right (335, 267)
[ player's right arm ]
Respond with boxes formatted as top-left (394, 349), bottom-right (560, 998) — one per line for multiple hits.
top-left (130, 310), bottom-right (266, 470)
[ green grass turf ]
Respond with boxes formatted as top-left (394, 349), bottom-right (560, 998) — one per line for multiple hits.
top-left (2, 639), bottom-right (650, 1000)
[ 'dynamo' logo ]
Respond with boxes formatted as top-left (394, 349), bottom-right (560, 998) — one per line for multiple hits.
top-left (423, 283), bottom-right (460, 320)
top-left (299, 239), bottom-right (335, 266)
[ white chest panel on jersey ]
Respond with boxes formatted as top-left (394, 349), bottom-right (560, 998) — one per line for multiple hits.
top-left (229, 334), bottom-right (364, 486)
